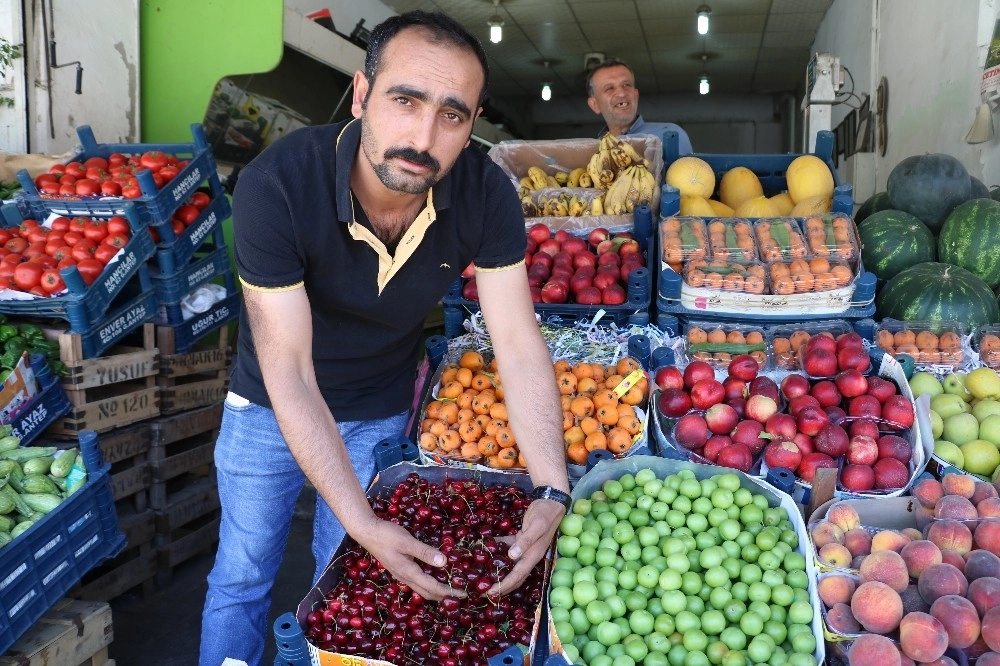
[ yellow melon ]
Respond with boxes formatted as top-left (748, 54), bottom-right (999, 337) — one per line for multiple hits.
top-left (665, 156), bottom-right (716, 199)
top-left (707, 199), bottom-right (735, 217)
top-left (734, 196), bottom-right (780, 219)
top-left (790, 195), bottom-right (833, 217)
top-left (769, 192), bottom-right (795, 216)
top-left (786, 155), bottom-right (835, 203)
top-left (719, 167), bottom-right (764, 210)
top-left (679, 196), bottom-right (717, 217)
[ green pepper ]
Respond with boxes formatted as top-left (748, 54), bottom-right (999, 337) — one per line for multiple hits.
top-left (4, 337), bottom-right (26, 356)
top-left (0, 325), bottom-right (17, 343)
top-left (0, 352), bottom-right (18, 371)
top-left (49, 360), bottom-right (67, 377)
top-left (18, 324), bottom-right (43, 343)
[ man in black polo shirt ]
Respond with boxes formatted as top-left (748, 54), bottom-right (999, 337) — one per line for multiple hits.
top-left (199, 11), bottom-right (570, 664)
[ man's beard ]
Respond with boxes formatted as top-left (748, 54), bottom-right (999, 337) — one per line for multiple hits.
top-left (360, 119), bottom-right (442, 194)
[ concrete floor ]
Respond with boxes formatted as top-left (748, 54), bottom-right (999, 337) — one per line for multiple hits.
top-left (106, 489), bottom-right (316, 666)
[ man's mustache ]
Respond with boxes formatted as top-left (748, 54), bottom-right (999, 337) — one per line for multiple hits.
top-left (384, 147), bottom-right (440, 171)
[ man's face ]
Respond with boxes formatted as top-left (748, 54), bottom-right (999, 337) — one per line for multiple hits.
top-left (352, 27), bottom-right (484, 195)
top-left (587, 65), bottom-right (639, 130)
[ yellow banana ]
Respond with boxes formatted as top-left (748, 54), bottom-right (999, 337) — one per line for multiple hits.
top-left (527, 166), bottom-right (548, 190)
top-left (587, 152), bottom-right (605, 191)
top-left (554, 171), bottom-right (569, 186)
top-left (578, 172), bottom-right (593, 188)
top-left (567, 195), bottom-right (585, 217)
top-left (521, 199), bottom-right (540, 217)
top-left (546, 175), bottom-right (559, 188)
top-left (605, 166), bottom-right (641, 215)
top-left (551, 198), bottom-right (569, 216)
top-left (568, 167), bottom-right (587, 188)
top-left (519, 176), bottom-right (534, 190)
top-left (610, 145), bottom-right (633, 170)
top-left (614, 137), bottom-right (648, 168)
top-left (590, 194), bottom-right (604, 216)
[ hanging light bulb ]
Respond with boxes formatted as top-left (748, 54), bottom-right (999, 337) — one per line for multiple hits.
top-left (699, 75), bottom-right (710, 95)
top-left (488, 0), bottom-right (503, 43)
top-left (696, 4), bottom-right (712, 35)
top-left (541, 83), bottom-right (552, 101)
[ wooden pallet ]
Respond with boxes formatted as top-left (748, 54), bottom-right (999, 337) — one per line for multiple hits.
top-left (71, 507), bottom-right (156, 602)
top-left (157, 322), bottom-right (232, 415)
top-left (147, 404), bottom-right (221, 511)
top-left (154, 475), bottom-right (220, 587)
top-left (95, 422), bottom-right (151, 513)
top-left (0, 599), bottom-right (113, 666)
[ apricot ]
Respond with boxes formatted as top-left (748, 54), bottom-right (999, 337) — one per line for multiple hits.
top-left (827, 503), bottom-right (862, 533)
top-left (913, 478), bottom-right (945, 509)
top-left (899, 611), bottom-right (949, 663)
top-left (819, 542), bottom-right (854, 569)
top-left (844, 527), bottom-right (873, 558)
top-left (942, 473), bottom-right (977, 499)
top-left (846, 632), bottom-right (902, 666)
top-left (976, 517), bottom-right (1000, 557)
top-left (968, 576), bottom-right (1000, 617)
top-left (859, 549), bottom-right (910, 592)
top-left (901, 527), bottom-right (923, 541)
top-left (927, 519), bottom-right (974, 555)
top-left (851, 581), bottom-right (904, 634)
top-left (817, 574), bottom-right (856, 607)
top-left (872, 528), bottom-right (912, 553)
top-left (900, 539), bottom-right (943, 579)
top-left (967, 549), bottom-right (1000, 582)
top-left (930, 594), bottom-right (981, 649)
top-left (810, 520), bottom-right (845, 549)
top-left (918, 562), bottom-right (970, 604)
top-left (824, 601), bottom-right (861, 635)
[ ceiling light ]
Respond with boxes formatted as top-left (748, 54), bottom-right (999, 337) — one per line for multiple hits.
top-left (488, 0), bottom-right (503, 43)
top-left (699, 75), bottom-right (710, 95)
top-left (541, 83), bottom-right (552, 101)
top-left (696, 4), bottom-right (712, 35)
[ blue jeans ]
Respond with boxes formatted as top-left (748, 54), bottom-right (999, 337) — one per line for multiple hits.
top-left (198, 398), bottom-right (408, 666)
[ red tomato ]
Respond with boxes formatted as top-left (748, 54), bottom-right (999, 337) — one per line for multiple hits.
top-left (0, 264), bottom-right (15, 281)
top-left (172, 220), bottom-right (185, 237)
top-left (50, 217), bottom-right (71, 233)
top-left (140, 151), bottom-right (168, 172)
top-left (122, 183), bottom-right (142, 199)
top-left (45, 242), bottom-right (70, 258)
top-left (165, 155), bottom-right (180, 167)
top-left (189, 191), bottom-right (211, 209)
top-left (35, 173), bottom-right (58, 188)
top-left (1, 253), bottom-right (22, 266)
top-left (70, 217), bottom-right (89, 230)
top-left (151, 172), bottom-right (166, 190)
top-left (102, 233), bottom-right (129, 248)
top-left (83, 221), bottom-right (108, 243)
top-left (24, 227), bottom-right (49, 243)
top-left (158, 165), bottom-right (179, 182)
top-left (148, 227), bottom-right (160, 243)
top-left (4, 237), bottom-right (27, 254)
top-left (94, 244), bottom-right (119, 265)
top-left (58, 183), bottom-right (76, 196)
top-left (57, 257), bottom-right (76, 271)
top-left (75, 258), bottom-right (104, 285)
top-left (23, 241), bottom-right (47, 258)
top-left (175, 205), bottom-right (201, 226)
top-left (71, 240), bottom-right (98, 262)
top-left (107, 153), bottom-right (127, 168)
top-left (84, 167), bottom-right (107, 181)
top-left (176, 159), bottom-right (190, 170)
top-left (63, 162), bottom-right (85, 179)
top-left (0, 230), bottom-right (11, 245)
top-left (34, 255), bottom-right (56, 270)
top-left (48, 164), bottom-right (66, 175)
top-left (13, 262), bottom-right (43, 291)
top-left (27, 286), bottom-right (46, 297)
top-left (107, 216), bottom-right (130, 236)
top-left (58, 174), bottom-right (77, 186)
top-left (17, 220), bottom-right (38, 234)
top-left (100, 181), bottom-right (122, 197)
top-left (63, 231), bottom-right (83, 246)
top-left (83, 156), bottom-right (109, 171)
top-left (38, 181), bottom-right (60, 195)
top-left (75, 179), bottom-right (101, 196)
top-left (51, 246), bottom-right (73, 262)
top-left (39, 269), bottom-right (66, 294)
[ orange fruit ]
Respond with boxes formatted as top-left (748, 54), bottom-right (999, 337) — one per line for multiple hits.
top-left (607, 427), bottom-right (632, 454)
top-left (460, 442), bottom-right (481, 460)
top-left (557, 372), bottom-right (578, 395)
top-left (438, 430), bottom-right (461, 452)
top-left (687, 328), bottom-right (708, 345)
top-left (456, 367), bottom-right (474, 388)
top-left (496, 426), bottom-right (516, 448)
top-left (580, 416), bottom-right (601, 435)
top-left (471, 374), bottom-right (493, 391)
top-left (439, 381), bottom-right (463, 399)
top-left (571, 396), bottom-right (595, 418)
top-left (585, 431), bottom-right (608, 451)
top-left (477, 436), bottom-right (499, 457)
top-left (459, 421), bottom-right (483, 443)
top-left (566, 442), bottom-right (589, 465)
top-left (419, 432), bottom-right (437, 451)
top-left (617, 356), bottom-right (641, 375)
top-left (496, 447), bottom-right (519, 468)
top-left (488, 402), bottom-right (507, 420)
top-left (438, 402), bottom-right (459, 425)
top-left (577, 377), bottom-right (598, 395)
top-left (915, 330), bottom-right (940, 350)
top-left (459, 351), bottom-right (485, 371)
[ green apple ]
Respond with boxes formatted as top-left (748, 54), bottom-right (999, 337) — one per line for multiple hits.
top-left (979, 414), bottom-right (1000, 448)
top-left (943, 372), bottom-right (974, 402)
top-left (931, 393), bottom-right (974, 419)
top-left (943, 412), bottom-right (981, 446)
top-left (935, 440), bottom-right (965, 469)
top-left (909, 371), bottom-right (944, 398)
top-left (967, 367), bottom-right (1000, 401)
top-left (930, 409), bottom-right (944, 439)
top-left (962, 439), bottom-right (1000, 476)
top-left (974, 399), bottom-right (1000, 422)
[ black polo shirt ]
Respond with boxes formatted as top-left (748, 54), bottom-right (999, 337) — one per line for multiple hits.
top-left (229, 119), bottom-right (526, 422)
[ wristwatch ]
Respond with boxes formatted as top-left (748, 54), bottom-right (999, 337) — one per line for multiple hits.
top-left (530, 485), bottom-right (573, 514)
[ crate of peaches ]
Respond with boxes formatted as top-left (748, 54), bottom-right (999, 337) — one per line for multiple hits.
top-left (416, 350), bottom-right (650, 473)
top-left (874, 319), bottom-right (967, 369)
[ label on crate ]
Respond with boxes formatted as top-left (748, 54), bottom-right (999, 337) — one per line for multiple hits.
top-left (170, 166), bottom-right (203, 205)
top-left (1, 562), bottom-right (27, 592)
top-left (99, 302), bottom-right (152, 346)
top-left (189, 303), bottom-right (232, 338)
top-left (96, 390), bottom-right (155, 423)
top-left (101, 250), bottom-right (140, 296)
top-left (173, 384), bottom-right (228, 407)
top-left (186, 261), bottom-right (220, 290)
top-left (188, 210), bottom-right (217, 248)
top-left (11, 401), bottom-right (50, 441)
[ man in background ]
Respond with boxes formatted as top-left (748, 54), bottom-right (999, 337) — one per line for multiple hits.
top-left (586, 58), bottom-right (693, 155)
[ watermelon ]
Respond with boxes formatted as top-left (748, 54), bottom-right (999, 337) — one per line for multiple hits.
top-left (972, 176), bottom-right (990, 199)
top-left (938, 198), bottom-right (1000, 290)
top-left (991, 187), bottom-right (1000, 202)
top-left (876, 262), bottom-right (999, 327)
top-left (887, 153), bottom-right (972, 232)
top-left (858, 210), bottom-right (936, 284)
top-left (855, 191), bottom-right (892, 224)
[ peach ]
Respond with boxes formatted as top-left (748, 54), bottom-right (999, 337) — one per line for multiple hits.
top-left (913, 477), bottom-right (945, 508)
top-left (942, 472), bottom-right (977, 499)
top-left (985, 605), bottom-right (1000, 651)
top-left (927, 519), bottom-right (975, 555)
top-left (827, 502), bottom-right (861, 533)
top-left (968, 636), bottom-right (993, 661)
top-left (817, 574), bottom-right (856, 607)
top-left (967, 549), bottom-right (1000, 582)
top-left (859, 549), bottom-right (911, 592)
top-left (872, 528), bottom-right (912, 553)
top-left (819, 542), bottom-right (854, 569)
top-left (976, 517), bottom-right (1000, 556)
top-left (930, 594), bottom-right (982, 648)
top-left (901, 527), bottom-right (923, 541)
top-left (901, 539), bottom-right (943, 579)
top-left (918, 562), bottom-right (969, 604)
top-left (851, 581), bottom-right (904, 634)
top-left (846, 633), bottom-right (902, 666)
top-left (825, 601), bottom-right (861, 634)
top-left (898, 611), bottom-right (949, 662)
top-left (977, 652), bottom-right (1000, 666)
top-left (975, 481), bottom-right (1000, 505)
top-left (969, 577), bottom-right (1000, 617)
top-left (979, 497), bottom-right (1000, 518)
top-left (942, 549), bottom-right (968, 573)
top-left (844, 527), bottom-right (873, 558)
top-left (898, 655), bottom-right (916, 666)
top-left (810, 520), bottom-right (845, 549)
top-left (900, 583), bottom-right (931, 614)
top-left (935, 494), bottom-right (979, 524)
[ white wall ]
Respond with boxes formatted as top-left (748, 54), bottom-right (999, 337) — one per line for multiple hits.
top-left (0, 2), bottom-right (27, 152)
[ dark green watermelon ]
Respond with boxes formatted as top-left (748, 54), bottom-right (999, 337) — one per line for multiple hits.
top-left (887, 154), bottom-right (972, 232)
top-left (855, 191), bottom-right (892, 224)
top-left (876, 262), bottom-right (999, 327)
top-left (938, 198), bottom-right (1000, 289)
top-left (858, 210), bottom-right (936, 283)
top-left (991, 187), bottom-right (1000, 202)
top-left (972, 176), bottom-right (990, 199)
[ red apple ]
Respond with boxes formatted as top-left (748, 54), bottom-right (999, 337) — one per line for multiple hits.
top-left (691, 379), bottom-right (726, 411)
top-left (873, 457), bottom-right (909, 490)
top-left (840, 464), bottom-right (876, 492)
top-left (780, 374), bottom-right (811, 401)
top-left (576, 286), bottom-right (603, 305)
top-left (764, 439), bottom-right (803, 472)
top-left (705, 403), bottom-right (740, 435)
top-left (674, 413), bottom-right (710, 450)
top-left (836, 332), bottom-right (866, 351)
top-left (596, 239), bottom-right (619, 256)
top-left (846, 434), bottom-right (879, 465)
top-left (618, 239), bottom-right (641, 257)
top-left (748, 376), bottom-right (780, 402)
top-left (834, 369), bottom-right (869, 398)
top-left (848, 394), bottom-right (882, 419)
top-left (551, 266), bottom-right (574, 283)
top-left (702, 435), bottom-right (731, 463)
top-left (792, 432), bottom-right (815, 455)
top-left (529, 286), bottom-right (542, 302)
top-left (526, 238), bottom-right (538, 255)
top-left (796, 405), bottom-right (830, 437)
top-left (877, 434), bottom-right (913, 464)
top-left (717, 443), bottom-right (754, 473)
top-left (657, 388), bottom-right (693, 418)
top-left (562, 237), bottom-right (588, 255)
top-left (837, 346), bottom-right (871, 373)
top-left (732, 419), bottom-right (768, 454)
top-left (527, 272), bottom-right (546, 289)
top-left (723, 376), bottom-right (747, 402)
top-left (601, 284), bottom-right (627, 305)
top-left (597, 250), bottom-right (621, 266)
top-left (882, 395), bottom-right (915, 429)
top-left (620, 261), bottom-right (643, 282)
top-left (797, 452), bottom-right (837, 483)
top-left (615, 231), bottom-right (634, 240)
top-left (530, 252), bottom-right (553, 271)
top-left (552, 250), bottom-right (574, 268)
top-left (462, 278), bottom-right (479, 301)
top-left (553, 229), bottom-right (571, 244)
top-left (654, 366), bottom-right (685, 391)
top-left (527, 223), bottom-right (551, 245)
top-left (745, 394), bottom-right (779, 424)
top-left (683, 361), bottom-right (716, 390)
top-left (814, 423), bottom-right (850, 457)
top-left (570, 271), bottom-right (595, 295)
top-left (540, 280), bottom-right (568, 304)
top-left (866, 376), bottom-right (898, 403)
top-left (727, 355), bottom-right (760, 382)
top-left (787, 394), bottom-right (822, 417)
top-left (802, 348), bottom-right (838, 377)
top-left (765, 413), bottom-right (798, 440)
top-left (809, 380), bottom-right (842, 408)
top-left (588, 227), bottom-right (611, 248)
top-left (849, 419), bottom-right (881, 441)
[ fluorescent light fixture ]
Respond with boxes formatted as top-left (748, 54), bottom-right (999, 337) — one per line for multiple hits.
top-left (699, 75), bottom-right (710, 95)
top-left (696, 4), bottom-right (711, 35)
top-left (488, 17), bottom-right (503, 44)
top-left (541, 83), bottom-right (552, 101)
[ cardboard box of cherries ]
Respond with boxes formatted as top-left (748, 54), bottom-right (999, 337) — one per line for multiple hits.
top-left (655, 330), bottom-right (929, 497)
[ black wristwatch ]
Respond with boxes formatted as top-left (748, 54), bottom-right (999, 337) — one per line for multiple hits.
top-left (530, 485), bottom-right (573, 514)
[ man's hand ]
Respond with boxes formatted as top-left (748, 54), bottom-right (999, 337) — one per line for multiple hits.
top-left (488, 498), bottom-right (564, 597)
top-left (354, 517), bottom-right (463, 601)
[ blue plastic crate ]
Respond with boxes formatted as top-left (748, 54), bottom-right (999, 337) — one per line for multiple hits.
top-left (151, 240), bottom-right (231, 306)
top-left (149, 192), bottom-right (231, 274)
top-left (7, 374), bottom-right (72, 447)
top-left (0, 431), bottom-right (126, 654)
top-left (14, 123), bottom-right (223, 230)
top-left (62, 278), bottom-right (158, 359)
top-left (0, 202), bottom-right (156, 329)
top-left (156, 290), bottom-right (240, 354)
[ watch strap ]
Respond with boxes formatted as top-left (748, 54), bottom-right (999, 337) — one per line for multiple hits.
top-left (530, 485), bottom-right (572, 514)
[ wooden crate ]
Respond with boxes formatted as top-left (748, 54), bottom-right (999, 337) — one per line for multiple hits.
top-left (0, 599), bottom-right (113, 666)
top-left (45, 324), bottom-right (161, 437)
top-left (71, 507), bottom-right (156, 602)
top-left (157, 322), bottom-right (232, 415)
top-left (95, 422), bottom-right (151, 513)
top-left (147, 404), bottom-right (221, 511)
top-left (154, 476), bottom-right (220, 587)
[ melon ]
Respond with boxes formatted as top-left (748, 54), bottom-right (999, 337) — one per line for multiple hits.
top-left (858, 210), bottom-right (936, 284)
top-left (886, 153), bottom-right (972, 232)
top-left (938, 197), bottom-right (1000, 289)
top-left (790, 195), bottom-right (832, 217)
top-left (786, 154), bottom-right (835, 203)
top-left (991, 187), bottom-right (1000, 203)
top-left (719, 167), bottom-right (764, 210)
top-left (734, 196), bottom-right (780, 218)
top-left (972, 176), bottom-right (990, 199)
top-left (707, 199), bottom-right (735, 216)
top-left (769, 192), bottom-right (795, 216)
top-left (666, 156), bottom-right (715, 199)
top-left (679, 196), bottom-right (716, 217)
top-left (876, 262), bottom-right (999, 328)
top-left (855, 191), bottom-right (892, 224)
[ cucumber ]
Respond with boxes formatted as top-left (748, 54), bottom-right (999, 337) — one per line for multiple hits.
top-left (0, 514), bottom-right (13, 532)
top-left (10, 520), bottom-right (32, 538)
top-left (687, 342), bottom-right (767, 354)
top-left (0, 532), bottom-right (11, 548)
top-left (22, 456), bottom-right (53, 475)
top-left (50, 448), bottom-right (77, 478)
top-left (21, 493), bottom-right (62, 514)
top-left (21, 473), bottom-right (59, 495)
top-left (0, 488), bottom-right (13, 515)
top-left (0, 436), bottom-right (18, 453)
top-left (0, 484), bottom-right (30, 516)
top-left (0, 446), bottom-right (58, 463)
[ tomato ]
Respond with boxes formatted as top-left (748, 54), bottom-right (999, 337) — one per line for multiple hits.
top-left (63, 231), bottom-right (83, 246)
top-left (58, 174), bottom-right (77, 186)
top-left (103, 233), bottom-right (129, 248)
top-left (1, 253), bottom-right (22, 266)
top-left (0, 231), bottom-right (10, 246)
top-left (94, 244), bottom-right (119, 265)
top-left (158, 165), bottom-right (179, 182)
top-left (0, 264), bottom-right (15, 281)
top-left (148, 227), bottom-right (160, 243)
top-left (35, 173), bottom-right (58, 188)
top-left (107, 217), bottom-right (130, 236)
top-left (70, 217), bottom-right (88, 230)
top-left (58, 183), bottom-right (75, 195)
top-left (151, 172), bottom-right (166, 190)
top-left (57, 257), bottom-right (76, 271)
top-left (13, 262), bottom-right (44, 291)
top-left (174, 205), bottom-right (201, 226)
top-left (172, 219), bottom-right (185, 237)
top-left (51, 246), bottom-right (73, 262)
top-left (38, 181), bottom-right (60, 195)
top-left (48, 164), bottom-right (65, 176)
top-left (75, 258), bottom-right (104, 285)
top-left (75, 179), bottom-right (101, 196)
top-left (83, 156), bottom-right (109, 171)
top-left (23, 241), bottom-right (47, 258)
top-left (4, 237), bottom-right (27, 254)
top-left (50, 217), bottom-right (71, 233)
top-left (100, 181), bottom-right (122, 197)
top-left (39, 269), bottom-right (66, 294)
top-left (34, 255), bottom-right (56, 270)
top-left (27, 286), bottom-right (46, 298)
top-left (71, 240), bottom-right (98, 262)
top-left (176, 160), bottom-right (190, 170)
top-left (165, 155), bottom-right (180, 167)
top-left (111, 168), bottom-right (133, 180)
top-left (83, 221), bottom-right (108, 243)
top-left (63, 162), bottom-right (85, 179)
top-left (18, 219), bottom-right (38, 233)
top-left (189, 191), bottom-right (211, 209)
top-left (46, 242), bottom-right (70, 258)
top-left (122, 182), bottom-right (142, 199)
top-left (24, 227), bottom-right (49, 243)
top-left (107, 153), bottom-right (127, 168)
top-left (84, 167), bottom-right (107, 181)
top-left (139, 151), bottom-right (168, 172)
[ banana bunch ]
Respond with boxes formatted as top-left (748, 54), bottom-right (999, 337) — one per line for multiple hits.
top-left (603, 164), bottom-right (657, 215)
top-left (520, 190), bottom-right (605, 218)
top-left (587, 134), bottom-right (649, 191)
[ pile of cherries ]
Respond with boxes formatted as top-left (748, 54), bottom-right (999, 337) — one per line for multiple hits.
top-left (303, 474), bottom-right (546, 664)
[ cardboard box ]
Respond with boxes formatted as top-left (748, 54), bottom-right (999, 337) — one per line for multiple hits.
top-left (0, 353), bottom-right (38, 425)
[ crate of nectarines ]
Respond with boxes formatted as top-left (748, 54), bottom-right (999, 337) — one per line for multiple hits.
top-left (416, 349), bottom-right (650, 474)
top-left (767, 321), bottom-right (856, 370)
top-left (682, 321), bottom-right (768, 371)
top-left (874, 318), bottom-right (967, 369)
